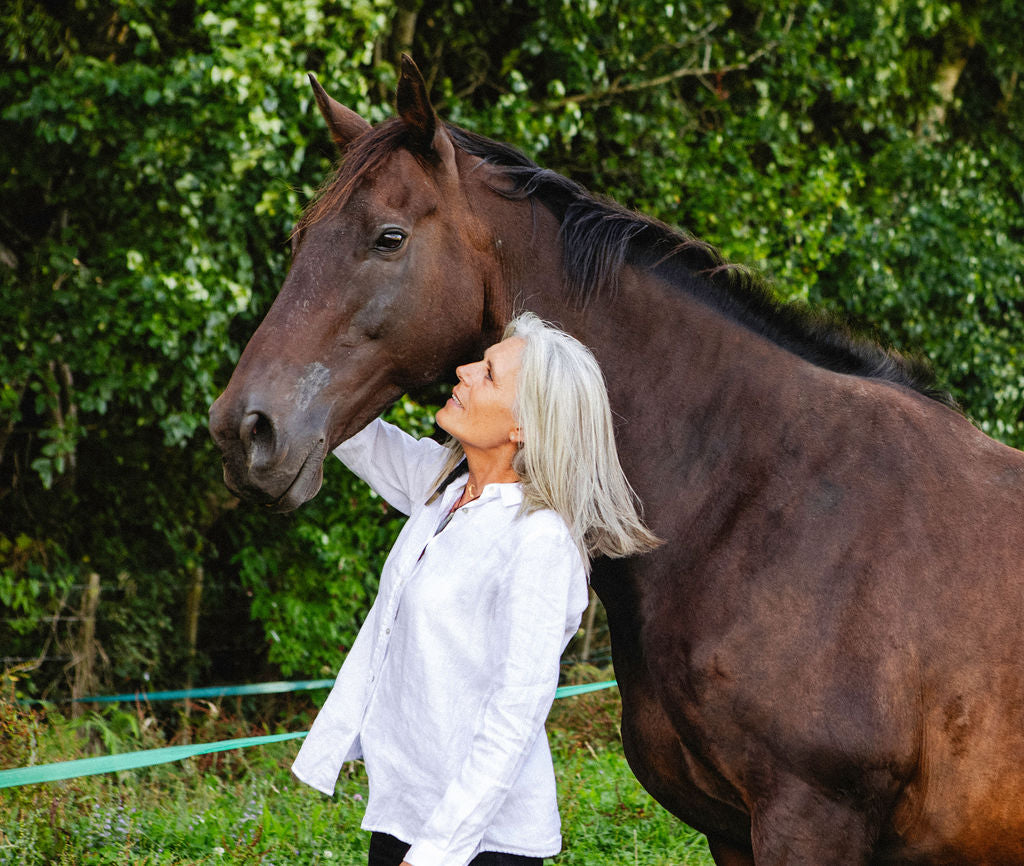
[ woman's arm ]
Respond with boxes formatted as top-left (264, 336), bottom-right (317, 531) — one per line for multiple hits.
top-left (333, 417), bottom-right (449, 514)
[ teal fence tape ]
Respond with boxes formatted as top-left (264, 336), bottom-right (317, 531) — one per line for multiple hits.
top-left (76, 679), bottom-right (336, 704)
top-left (74, 677), bottom-right (615, 705)
top-left (1, 681), bottom-right (617, 790)
top-left (553, 680), bottom-right (618, 699)
top-left (0, 731), bottom-right (307, 790)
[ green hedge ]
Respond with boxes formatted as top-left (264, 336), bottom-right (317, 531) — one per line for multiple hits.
top-left (2, 0), bottom-right (1021, 697)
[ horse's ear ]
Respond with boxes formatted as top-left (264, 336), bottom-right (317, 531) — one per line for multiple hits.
top-left (396, 54), bottom-right (454, 166)
top-left (309, 73), bottom-right (371, 151)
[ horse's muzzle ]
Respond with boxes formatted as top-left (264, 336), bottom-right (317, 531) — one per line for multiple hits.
top-left (209, 398), bottom-right (328, 512)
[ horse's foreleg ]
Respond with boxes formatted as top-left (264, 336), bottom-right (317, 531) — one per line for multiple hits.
top-left (749, 779), bottom-right (877, 866)
top-left (707, 835), bottom-right (755, 866)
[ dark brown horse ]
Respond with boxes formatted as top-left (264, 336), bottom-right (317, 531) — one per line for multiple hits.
top-left (209, 56), bottom-right (1024, 864)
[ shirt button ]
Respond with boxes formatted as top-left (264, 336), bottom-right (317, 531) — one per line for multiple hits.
top-left (385, 628), bottom-right (391, 635)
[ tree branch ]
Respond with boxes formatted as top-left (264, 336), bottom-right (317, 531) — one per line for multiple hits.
top-left (539, 41), bottom-right (780, 112)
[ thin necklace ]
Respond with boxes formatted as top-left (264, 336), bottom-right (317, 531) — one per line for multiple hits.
top-left (434, 482), bottom-right (478, 537)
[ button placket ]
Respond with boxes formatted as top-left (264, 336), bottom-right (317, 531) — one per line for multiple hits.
top-left (367, 556), bottom-right (415, 687)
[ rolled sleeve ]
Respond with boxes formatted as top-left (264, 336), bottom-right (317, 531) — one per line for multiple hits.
top-left (333, 418), bottom-right (448, 515)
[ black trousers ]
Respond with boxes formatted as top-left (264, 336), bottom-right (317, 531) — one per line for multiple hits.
top-left (369, 832), bottom-right (544, 866)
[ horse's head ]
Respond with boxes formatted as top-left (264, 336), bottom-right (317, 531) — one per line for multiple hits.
top-left (209, 57), bottom-right (508, 510)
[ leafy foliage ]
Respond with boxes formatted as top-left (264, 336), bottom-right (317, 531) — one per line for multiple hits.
top-left (1, 0), bottom-right (1021, 696)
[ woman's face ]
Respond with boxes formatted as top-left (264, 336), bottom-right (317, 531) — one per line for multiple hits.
top-left (436, 336), bottom-right (525, 454)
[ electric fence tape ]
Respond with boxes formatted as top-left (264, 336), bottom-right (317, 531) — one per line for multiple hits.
top-left (78, 679), bottom-right (338, 703)
top-left (0, 680), bottom-right (617, 789)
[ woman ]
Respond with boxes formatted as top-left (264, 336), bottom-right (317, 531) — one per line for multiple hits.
top-left (292, 312), bottom-right (660, 866)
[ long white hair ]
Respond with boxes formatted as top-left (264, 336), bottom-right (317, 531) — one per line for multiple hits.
top-left (431, 312), bottom-right (660, 566)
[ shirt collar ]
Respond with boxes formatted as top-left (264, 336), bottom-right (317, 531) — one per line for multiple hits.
top-left (453, 473), bottom-right (523, 509)
top-left (493, 480), bottom-right (523, 508)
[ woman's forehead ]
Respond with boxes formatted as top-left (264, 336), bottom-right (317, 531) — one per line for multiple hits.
top-left (483, 336), bottom-right (526, 376)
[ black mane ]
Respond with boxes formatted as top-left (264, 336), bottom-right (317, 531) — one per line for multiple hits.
top-left (302, 118), bottom-right (953, 407)
top-left (448, 125), bottom-right (956, 408)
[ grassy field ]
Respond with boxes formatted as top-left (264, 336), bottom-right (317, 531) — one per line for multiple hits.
top-left (0, 681), bottom-right (715, 865)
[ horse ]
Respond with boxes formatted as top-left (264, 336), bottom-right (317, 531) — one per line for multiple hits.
top-left (209, 56), bottom-right (1024, 864)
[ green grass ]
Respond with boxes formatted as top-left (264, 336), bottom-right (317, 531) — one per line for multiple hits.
top-left (0, 684), bottom-right (714, 865)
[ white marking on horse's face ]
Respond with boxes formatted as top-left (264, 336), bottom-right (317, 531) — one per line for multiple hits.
top-left (291, 362), bottom-right (331, 412)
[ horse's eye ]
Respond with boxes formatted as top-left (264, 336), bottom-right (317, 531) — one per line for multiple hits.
top-left (375, 229), bottom-right (407, 252)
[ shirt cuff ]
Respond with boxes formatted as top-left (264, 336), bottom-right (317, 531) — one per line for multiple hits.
top-left (404, 839), bottom-right (467, 866)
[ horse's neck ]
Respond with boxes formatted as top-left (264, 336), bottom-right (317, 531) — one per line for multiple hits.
top-left (481, 189), bottom-right (817, 523)
top-left (540, 262), bottom-right (815, 533)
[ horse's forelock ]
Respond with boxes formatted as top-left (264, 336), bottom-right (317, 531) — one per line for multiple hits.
top-left (298, 119), bottom-right (432, 233)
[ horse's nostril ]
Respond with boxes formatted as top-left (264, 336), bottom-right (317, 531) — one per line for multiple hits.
top-left (240, 411), bottom-right (275, 458)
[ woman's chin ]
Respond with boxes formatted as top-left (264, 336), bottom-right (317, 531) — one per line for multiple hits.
top-left (435, 405), bottom-right (454, 435)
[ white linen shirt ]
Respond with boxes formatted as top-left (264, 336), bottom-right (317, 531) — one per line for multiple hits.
top-left (291, 418), bottom-right (589, 866)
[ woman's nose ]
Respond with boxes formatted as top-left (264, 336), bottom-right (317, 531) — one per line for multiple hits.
top-left (456, 361), bottom-right (480, 383)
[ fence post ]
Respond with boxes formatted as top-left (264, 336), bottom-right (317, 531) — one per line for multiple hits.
top-left (71, 572), bottom-right (100, 719)
top-left (181, 563), bottom-right (204, 742)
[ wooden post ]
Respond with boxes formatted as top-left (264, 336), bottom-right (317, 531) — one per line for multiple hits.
top-left (71, 572), bottom-right (100, 719)
top-left (182, 563), bottom-right (203, 742)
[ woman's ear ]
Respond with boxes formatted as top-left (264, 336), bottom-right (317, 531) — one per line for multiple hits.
top-left (510, 427), bottom-right (522, 445)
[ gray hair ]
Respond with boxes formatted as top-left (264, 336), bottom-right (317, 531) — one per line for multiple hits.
top-left (431, 312), bottom-right (660, 566)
